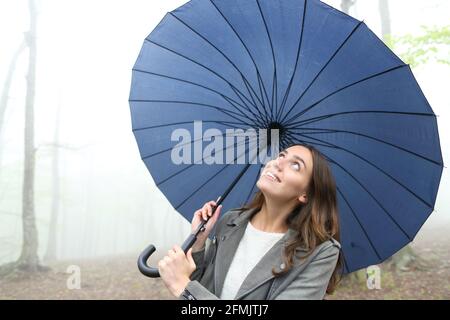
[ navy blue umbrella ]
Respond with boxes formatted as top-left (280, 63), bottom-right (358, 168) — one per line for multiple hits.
top-left (130, 0), bottom-right (443, 276)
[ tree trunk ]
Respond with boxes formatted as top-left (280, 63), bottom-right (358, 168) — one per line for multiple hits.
top-left (44, 100), bottom-right (62, 263)
top-left (340, 0), bottom-right (356, 14)
top-left (376, 0), bottom-right (430, 274)
top-left (0, 41), bottom-right (26, 177)
top-left (378, 0), bottom-right (392, 42)
top-left (18, 0), bottom-right (39, 271)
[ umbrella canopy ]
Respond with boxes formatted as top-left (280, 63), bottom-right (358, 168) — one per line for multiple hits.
top-left (129, 0), bottom-right (443, 273)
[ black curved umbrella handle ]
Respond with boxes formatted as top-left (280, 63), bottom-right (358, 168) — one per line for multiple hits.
top-left (137, 232), bottom-right (200, 278)
top-left (137, 244), bottom-right (159, 277)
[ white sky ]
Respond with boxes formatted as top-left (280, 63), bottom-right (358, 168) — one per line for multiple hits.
top-left (1, 0), bottom-right (448, 153)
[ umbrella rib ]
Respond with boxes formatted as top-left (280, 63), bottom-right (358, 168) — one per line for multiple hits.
top-left (257, 73), bottom-right (272, 117)
top-left (278, 135), bottom-right (289, 151)
top-left (282, 134), bottom-right (297, 150)
top-left (227, 85), bottom-right (269, 125)
top-left (336, 186), bottom-right (383, 260)
top-left (241, 75), bottom-right (270, 125)
top-left (173, 141), bottom-right (258, 210)
top-left (256, 0), bottom-right (276, 119)
top-left (132, 68), bottom-right (263, 126)
top-left (279, 20), bottom-right (364, 124)
top-left (141, 130), bottom-right (252, 161)
top-left (341, 251), bottom-right (351, 274)
top-left (283, 64), bottom-right (408, 125)
top-left (291, 132), bottom-right (424, 240)
top-left (281, 118), bottom-right (380, 272)
top-left (168, 12), bottom-right (269, 124)
top-left (296, 131), bottom-right (435, 209)
top-left (284, 131), bottom-right (325, 149)
top-left (276, 0), bottom-right (307, 122)
top-left (130, 99), bottom-right (257, 127)
top-left (294, 133), bottom-right (413, 243)
top-left (282, 134), bottom-right (303, 150)
top-left (289, 126), bottom-right (442, 167)
top-left (132, 120), bottom-right (251, 133)
top-left (273, 71), bottom-right (277, 121)
top-left (208, 0), bottom-right (273, 122)
top-left (144, 39), bottom-right (266, 125)
top-left (243, 164), bottom-right (263, 206)
top-left (157, 135), bottom-right (256, 188)
top-left (221, 94), bottom-right (268, 127)
top-left (285, 110), bottom-right (437, 128)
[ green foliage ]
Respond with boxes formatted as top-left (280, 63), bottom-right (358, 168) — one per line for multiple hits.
top-left (385, 25), bottom-right (450, 68)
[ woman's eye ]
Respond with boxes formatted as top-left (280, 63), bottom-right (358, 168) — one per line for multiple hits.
top-left (291, 162), bottom-right (300, 171)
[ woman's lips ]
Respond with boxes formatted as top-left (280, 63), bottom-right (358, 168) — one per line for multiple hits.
top-left (262, 171), bottom-right (281, 182)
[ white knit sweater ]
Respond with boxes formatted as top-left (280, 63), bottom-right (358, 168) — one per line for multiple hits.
top-left (220, 221), bottom-right (285, 300)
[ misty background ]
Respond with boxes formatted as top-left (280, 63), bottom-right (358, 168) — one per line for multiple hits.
top-left (0, 0), bottom-right (449, 299)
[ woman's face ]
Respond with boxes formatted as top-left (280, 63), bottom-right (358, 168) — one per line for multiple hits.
top-left (257, 145), bottom-right (314, 204)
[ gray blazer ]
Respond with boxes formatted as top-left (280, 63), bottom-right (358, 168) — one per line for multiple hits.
top-left (180, 207), bottom-right (341, 300)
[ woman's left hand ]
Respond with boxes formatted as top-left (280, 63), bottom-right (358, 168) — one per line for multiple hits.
top-left (158, 245), bottom-right (196, 297)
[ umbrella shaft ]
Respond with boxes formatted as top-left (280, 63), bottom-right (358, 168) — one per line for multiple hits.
top-left (182, 161), bottom-right (253, 253)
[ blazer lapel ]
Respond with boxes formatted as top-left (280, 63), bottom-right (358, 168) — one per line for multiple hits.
top-left (214, 209), bottom-right (312, 299)
top-left (214, 207), bottom-right (309, 299)
top-left (214, 207), bottom-right (258, 297)
top-left (234, 229), bottom-right (296, 300)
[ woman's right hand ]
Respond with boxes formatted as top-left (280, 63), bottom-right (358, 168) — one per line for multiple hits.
top-left (191, 200), bottom-right (222, 251)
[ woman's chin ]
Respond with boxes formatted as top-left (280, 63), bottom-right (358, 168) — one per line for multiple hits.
top-left (257, 180), bottom-right (283, 198)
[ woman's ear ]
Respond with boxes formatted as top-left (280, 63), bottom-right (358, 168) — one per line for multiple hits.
top-left (298, 193), bottom-right (308, 204)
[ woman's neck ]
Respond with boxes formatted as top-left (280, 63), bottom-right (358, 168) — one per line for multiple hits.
top-left (251, 199), bottom-right (295, 233)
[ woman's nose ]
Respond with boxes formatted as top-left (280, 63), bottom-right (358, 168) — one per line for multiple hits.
top-left (274, 158), bottom-right (282, 170)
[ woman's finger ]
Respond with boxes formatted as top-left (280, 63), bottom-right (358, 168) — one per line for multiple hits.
top-left (205, 205), bottom-right (221, 229)
top-left (202, 208), bottom-right (207, 221)
top-left (172, 245), bottom-right (182, 254)
top-left (186, 248), bottom-right (196, 270)
top-left (193, 210), bottom-right (201, 223)
top-left (193, 200), bottom-right (218, 226)
top-left (215, 205), bottom-right (222, 217)
top-left (211, 205), bottom-right (221, 223)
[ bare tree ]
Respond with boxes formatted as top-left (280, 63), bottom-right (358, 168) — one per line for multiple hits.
top-left (44, 100), bottom-right (62, 263)
top-left (0, 41), bottom-right (26, 176)
top-left (377, 0), bottom-right (430, 274)
top-left (379, 0), bottom-right (392, 41)
top-left (17, 0), bottom-right (40, 271)
top-left (340, 0), bottom-right (356, 14)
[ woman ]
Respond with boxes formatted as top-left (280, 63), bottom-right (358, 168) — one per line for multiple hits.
top-left (158, 143), bottom-right (342, 300)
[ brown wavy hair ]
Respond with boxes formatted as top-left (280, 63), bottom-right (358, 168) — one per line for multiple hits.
top-left (240, 143), bottom-right (343, 295)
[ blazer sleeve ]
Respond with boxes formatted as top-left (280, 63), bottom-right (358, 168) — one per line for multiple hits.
top-left (179, 280), bottom-right (221, 300)
top-left (189, 246), bottom-right (206, 281)
top-left (274, 243), bottom-right (340, 300)
top-left (178, 208), bottom-right (243, 300)
top-left (178, 243), bottom-right (222, 300)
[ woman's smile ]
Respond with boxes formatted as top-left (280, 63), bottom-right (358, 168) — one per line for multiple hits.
top-left (262, 171), bottom-right (281, 183)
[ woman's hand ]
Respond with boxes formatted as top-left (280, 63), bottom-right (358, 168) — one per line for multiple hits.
top-left (191, 201), bottom-right (222, 251)
top-left (158, 245), bottom-right (196, 297)
top-left (159, 201), bottom-right (222, 297)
